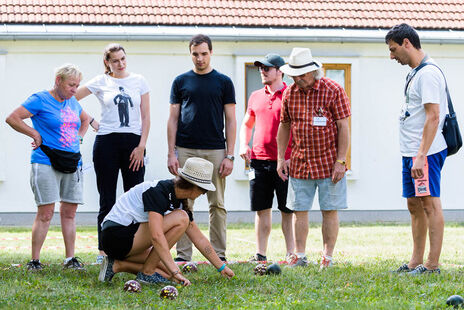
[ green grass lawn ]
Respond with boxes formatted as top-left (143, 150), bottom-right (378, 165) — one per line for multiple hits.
top-left (1, 223), bottom-right (463, 309)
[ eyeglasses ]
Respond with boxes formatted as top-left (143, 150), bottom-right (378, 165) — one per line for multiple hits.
top-left (259, 66), bottom-right (275, 72)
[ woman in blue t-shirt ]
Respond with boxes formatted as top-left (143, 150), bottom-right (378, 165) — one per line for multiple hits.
top-left (5, 64), bottom-right (90, 271)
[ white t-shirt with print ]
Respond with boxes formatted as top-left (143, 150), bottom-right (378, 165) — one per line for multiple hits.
top-left (399, 61), bottom-right (447, 157)
top-left (85, 73), bottom-right (150, 135)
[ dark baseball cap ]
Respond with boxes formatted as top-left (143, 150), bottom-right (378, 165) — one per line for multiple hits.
top-left (254, 53), bottom-right (285, 69)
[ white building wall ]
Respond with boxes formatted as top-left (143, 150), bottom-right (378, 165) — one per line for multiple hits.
top-left (1, 39), bottom-right (463, 213)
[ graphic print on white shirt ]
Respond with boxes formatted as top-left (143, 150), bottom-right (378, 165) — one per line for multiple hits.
top-left (85, 73), bottom-right (149, 135)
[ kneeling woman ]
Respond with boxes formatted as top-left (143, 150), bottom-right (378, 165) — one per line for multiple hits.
top-left (98, 157), bottom-right (235, 285)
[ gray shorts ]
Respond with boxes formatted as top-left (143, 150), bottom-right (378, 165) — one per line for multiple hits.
top-left (30, 163), bottom-right (84, 206)
top-left (287, 176), bottom-right (347, 212)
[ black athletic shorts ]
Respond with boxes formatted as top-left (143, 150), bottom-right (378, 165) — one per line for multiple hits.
top-left (250, 159), bottom-right (292, 213)
top-left (101, 221), bottom-right (140, 260)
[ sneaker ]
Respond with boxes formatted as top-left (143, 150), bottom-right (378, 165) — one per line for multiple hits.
top-left (136, 271), bottom-right (172, 285)
top-left (285, 253), bottom-right (298, 265)
top-left (174, 257), bottom-right (189, 262)
top-left (320, 255), bottom-right (333, 269)
top-left (407, 264), bottom-right (440, 275)
top-left (219, 256), bottom-right (227, 262)
top-left (98, 256), bottom-right (115, 282)
top-left (290, 256), bottom-right (308, 267)
top-left (95, 255), bottom-right (105, 265)
top-left (63, 257), bottom-right (85, 271)
top-left (249, 253), bottom-right (267, 262)
top-left (26, 259), bottom-right (43, 271)
top-left (393, 263), bottom-right (412, 273)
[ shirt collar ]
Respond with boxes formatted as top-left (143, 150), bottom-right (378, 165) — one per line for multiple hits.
top-left (264, 82), bottom-right (287, 96)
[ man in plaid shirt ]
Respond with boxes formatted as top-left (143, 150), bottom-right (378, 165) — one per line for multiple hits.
top-left (277, 47), bottom-right (351, 268)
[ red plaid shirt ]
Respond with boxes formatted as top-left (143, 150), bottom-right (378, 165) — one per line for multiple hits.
top-left (281, 77), bottom-right (351, 179)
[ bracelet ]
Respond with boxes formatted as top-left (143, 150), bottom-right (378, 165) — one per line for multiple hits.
top-left (336, 159), bottom-right (346, 165)
top-left (171, 270), bottom-right (180, 277)
top-left (78, 135), bottom-right (83, 144)
top-left (217, 263), bottom-right (226, 272)
top-left (89, 118), bottom-right (95, 125)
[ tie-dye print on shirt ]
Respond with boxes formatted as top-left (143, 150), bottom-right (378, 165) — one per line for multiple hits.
top-left (59, 106), bottom-right (79, 148)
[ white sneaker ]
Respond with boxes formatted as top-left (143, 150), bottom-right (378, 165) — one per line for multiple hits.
top-left (320, 255), bottom-right (333, 269)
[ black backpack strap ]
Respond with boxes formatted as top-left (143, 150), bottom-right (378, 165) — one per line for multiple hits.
top-left (422, 63), bottom-right (454, 116)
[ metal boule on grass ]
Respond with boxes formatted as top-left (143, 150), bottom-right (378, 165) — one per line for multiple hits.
top-left (446, 295), bottom-right (464, 308)
top-left (266, 263), bottom-right (282, 275)
top-left (182, 262), bottom-right (198, 273)
top-left (123, 280), bottom-right (141, 293)
top-left (253, 264), bottom-right (267, 276)
top-left (160, 285), bottom-right (178, 300)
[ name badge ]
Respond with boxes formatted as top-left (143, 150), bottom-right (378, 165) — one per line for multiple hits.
top-left (313, 116), bottom-right (327, 126)
top-left (248, 169), bottom-right (256, 181)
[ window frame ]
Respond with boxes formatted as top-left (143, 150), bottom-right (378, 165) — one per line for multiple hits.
top-left (244, 62), bottom-right (352, 170)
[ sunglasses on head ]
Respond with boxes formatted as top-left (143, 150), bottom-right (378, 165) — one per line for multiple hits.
top-left (259, 66), bottom-right (275, 72)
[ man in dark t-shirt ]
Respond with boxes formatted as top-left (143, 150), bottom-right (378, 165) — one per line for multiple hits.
top-left (167, 34), bottom-right (237, 261)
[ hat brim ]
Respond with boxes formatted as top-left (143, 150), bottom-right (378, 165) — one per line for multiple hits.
top-left (178, 168), bottom-right (216, 192)
top-left (254, 60), bottom-right (275, 67)
top-left (279, 61), bottom-right (322, 77)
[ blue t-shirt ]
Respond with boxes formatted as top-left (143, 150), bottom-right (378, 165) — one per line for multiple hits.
top-left (170, 69), bottom-right (236, 149)
top-left (22, 90), bottom-right (83, 165)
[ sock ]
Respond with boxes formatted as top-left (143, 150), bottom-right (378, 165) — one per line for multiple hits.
top-left (296, 252), bottom-right (305, 258)
top-left (64, 257), bottom-right (73, 264)
top-left (323, 255), bottom-right (333, 261)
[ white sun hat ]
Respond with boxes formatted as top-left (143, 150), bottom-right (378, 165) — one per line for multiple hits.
top-left (280, 47), bottom-right (322, 77)
top-left (178, 157), bottom-right (216, 192)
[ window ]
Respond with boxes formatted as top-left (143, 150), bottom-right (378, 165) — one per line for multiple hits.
top-left (244, 62), bottom-right (352, 170)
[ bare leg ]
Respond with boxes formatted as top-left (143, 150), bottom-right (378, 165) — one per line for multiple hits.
top-left (293, 211), bottom-right (309, 253)
top-left (31, 204), bottom-right (55, 260)
top-left (60, 202), bottom-right (78, 258)
top-left (422, 196), bottom-right (444, 270)
top-left (321, 210), bottom-right (339, 257)
top-left (255, 209), bottom-right (271, 256)
top-left (407, 197), bottom-right (427, 268)
top-left (281, 212), bottom-right (295, 254)
top-left (112, 210), bottom-right (189, 276)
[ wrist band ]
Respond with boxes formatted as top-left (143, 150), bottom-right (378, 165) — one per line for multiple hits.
top-left (89, 118), bottom-right (94, 125)
top-left (171, 270), bottom-right (180, 278)
top-left (217, 263), bottom-right (226, 272)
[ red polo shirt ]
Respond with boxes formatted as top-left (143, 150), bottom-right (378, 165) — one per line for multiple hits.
top-left (281, 77), bottom-right (351, 179)
top-left (247, 84), bottom-right (291, 161)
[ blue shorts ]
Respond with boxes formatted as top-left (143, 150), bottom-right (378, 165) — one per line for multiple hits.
top-left (287, 175), bottom-right (348, 211)
top-left (402, 149), bottom-right (446, 198)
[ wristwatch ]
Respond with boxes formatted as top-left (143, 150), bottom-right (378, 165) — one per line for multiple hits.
top-left (226, 155), bottom-right (235, 161)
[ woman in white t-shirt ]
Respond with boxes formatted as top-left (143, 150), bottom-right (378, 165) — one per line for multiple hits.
top-left (76, 43), bottom-right (151, 263)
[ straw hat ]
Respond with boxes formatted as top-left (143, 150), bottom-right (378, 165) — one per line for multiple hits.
top-left (280, 47), bottom-right (322, 77)
top-left (178, 157), bottom-right (216, 191)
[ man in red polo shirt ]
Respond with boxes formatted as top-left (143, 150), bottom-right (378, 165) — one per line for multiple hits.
top-left (239, 54), bottom-right (295, 262)
top-left (277, 48), bottom-right (351, 268)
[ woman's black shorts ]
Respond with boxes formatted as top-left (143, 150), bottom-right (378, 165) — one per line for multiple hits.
top-left (101, 222), bottom-right (140, 260)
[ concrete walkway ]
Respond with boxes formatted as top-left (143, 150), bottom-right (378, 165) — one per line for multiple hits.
top-left (1, 210), bottom-right (463, 226)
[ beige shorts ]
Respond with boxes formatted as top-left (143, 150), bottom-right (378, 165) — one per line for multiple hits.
top-left (30, 163), bottom-right (84, 206)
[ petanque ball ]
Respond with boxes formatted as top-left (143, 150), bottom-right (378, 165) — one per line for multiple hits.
top-left (266, 263), bottom-right (282, 275)
top-left (123, 280), bottom-right (142, 293)
top-left (253, 264), bottom-right (267, 276)
top-left (446, 295), bottom-right (464, 308)
top-left (160, 285), bottom-right (179, 300)
top-left (182, 262), bottom-right (198, 273)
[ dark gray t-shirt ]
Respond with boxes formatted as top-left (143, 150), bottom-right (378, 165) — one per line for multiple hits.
top-left (170, 69), bottom-right (236, 149)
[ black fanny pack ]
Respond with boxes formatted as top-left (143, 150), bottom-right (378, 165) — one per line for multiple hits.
top-left (40, 144), bottom-right (81, 173)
